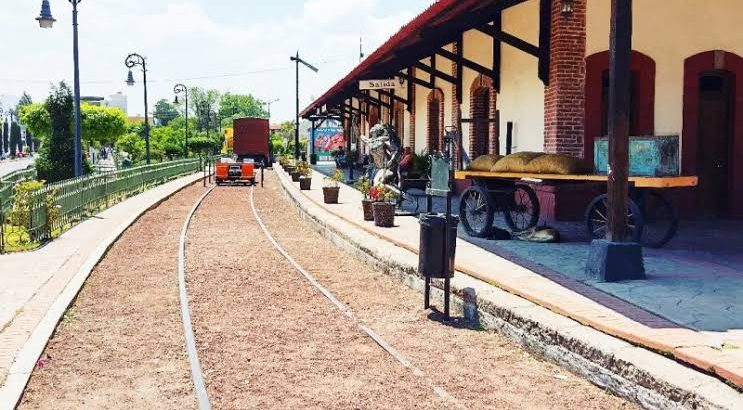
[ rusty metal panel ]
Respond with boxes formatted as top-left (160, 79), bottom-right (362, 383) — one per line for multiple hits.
top-left (595, 135), bottom-right (680, 177)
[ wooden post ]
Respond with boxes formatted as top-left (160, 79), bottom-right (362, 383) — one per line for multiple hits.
top-left (606, 0), bottom-right (633, 242)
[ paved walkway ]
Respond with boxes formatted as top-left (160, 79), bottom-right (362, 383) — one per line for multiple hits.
top-left (0, 158), bottom-right (34, 178)
top-left (0, 172), bottom-right (204, 407)
top-left (295, 167), bottom-right (743, 390)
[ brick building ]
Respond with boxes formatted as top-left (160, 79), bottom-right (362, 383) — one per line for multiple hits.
top-left (302, 0), bottom-right (743, 219)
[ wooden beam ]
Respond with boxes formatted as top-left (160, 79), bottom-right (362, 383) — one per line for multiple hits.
top-left (607, 0), bottom-right (633, 242)
top-left (376, 89), bottom-right (409, 105)
top-left (456, 35), bottom-right (464, 103)
top-left (538, 0), bottom-right (552, 85)
top-left (476, 25), bottom-right (540, 58)
top-left (493, 11), bottom-right (502, 91)
top-left (397, 70), bottom-right (434, 89)
top-left (356, 90), bottom-right (392, 108)
top-left (435, 46), bottom-right (495, 80)
top-left (414, 61), bottom-right (457, 85)
top-left (406, 68), bottom-right (414, 112)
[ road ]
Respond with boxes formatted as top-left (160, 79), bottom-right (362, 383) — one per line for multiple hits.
top-left (0, 158), bottom-right (34, 178)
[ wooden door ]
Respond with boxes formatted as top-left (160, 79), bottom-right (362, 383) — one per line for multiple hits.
top-left (697, 72), bottom-right (733, 218)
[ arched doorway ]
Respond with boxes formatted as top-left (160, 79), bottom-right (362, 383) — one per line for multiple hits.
top-left (585, 50), bottom-right (656, 161)
top-left (683, 51), bottom-right (743, 219)
top-left (469, 75), bottom-right (497, 159)
top-left (427, 89), bottom-right (444, 152)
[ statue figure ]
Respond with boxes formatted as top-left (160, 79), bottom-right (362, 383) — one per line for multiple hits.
top-left (360, 123), bottom-right (401, 186)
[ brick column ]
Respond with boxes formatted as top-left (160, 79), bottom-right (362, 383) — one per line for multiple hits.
top-left (451, 41), bottom-right (461, 163)
top-left (543, 0), bottom-right (587, 157)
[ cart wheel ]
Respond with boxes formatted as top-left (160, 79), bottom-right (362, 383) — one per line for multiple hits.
top-left (640, 192), bottom-right (678, 249)
top-left (459, 186), bottom-right (494, 238)
top-left (585, 194), bottom-right (644, 243)
top-left (504, 185), bottom-right (540, 232)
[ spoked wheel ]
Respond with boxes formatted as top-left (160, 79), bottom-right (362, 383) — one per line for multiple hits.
top-left (639, 191), bottom-right (678, 248)
top-left (586, 194), bottom-right (645, 243)
top-left (459, 185), bottom-right (495, 238)
top-left (503, 185), bottom-right (540, 232)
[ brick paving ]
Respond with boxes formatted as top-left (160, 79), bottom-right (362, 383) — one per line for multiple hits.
top-left (297, 166), bottom-right (743, 390)
top-left (0, 173), bottom-right (203, 405)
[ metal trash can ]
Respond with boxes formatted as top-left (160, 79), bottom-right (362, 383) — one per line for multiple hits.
top-left (418, 213), bottom-right (459, 279)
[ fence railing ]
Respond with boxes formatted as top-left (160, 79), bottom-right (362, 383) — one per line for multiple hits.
top-left (1, 159), bottom-right (201, 253)
top-left (0, 167), bottom-right (37, 213)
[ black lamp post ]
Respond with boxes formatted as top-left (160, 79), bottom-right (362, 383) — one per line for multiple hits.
top-left (173, 84), bottom-right (189, 157)
top-left (37, 0), bottom-right (84, 177)
top-left (125, 53), bottom-right (150, 165)
top-left (290, 52), bottom-right (318, 160)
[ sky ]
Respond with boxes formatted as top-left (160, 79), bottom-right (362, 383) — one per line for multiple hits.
top-left (0, 0), bottom-right (434, 122)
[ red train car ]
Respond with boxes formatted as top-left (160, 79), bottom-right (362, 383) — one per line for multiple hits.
top-left (233, 117), bottom-right (270, 166)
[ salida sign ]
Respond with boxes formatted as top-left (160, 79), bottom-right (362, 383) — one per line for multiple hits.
top-left (359, 77), bottom-right (406, 91)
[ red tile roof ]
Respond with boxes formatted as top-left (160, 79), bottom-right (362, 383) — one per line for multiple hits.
top-left (301, 0), bottom-right (494, 117)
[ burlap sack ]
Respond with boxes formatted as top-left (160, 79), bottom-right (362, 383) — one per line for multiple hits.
top-left (467, 154), bottom-right (503, 171)
top-left (524, 154), bottom-right (592, 175)
top-left (492, 152), bottom-right (544, 172)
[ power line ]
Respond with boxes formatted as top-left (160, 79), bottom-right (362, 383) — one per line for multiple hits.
top-left (0, 57), bottom-right (357, 86)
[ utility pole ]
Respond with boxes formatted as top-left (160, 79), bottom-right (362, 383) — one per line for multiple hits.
top-left (290, 52), bottom-right (319, 160)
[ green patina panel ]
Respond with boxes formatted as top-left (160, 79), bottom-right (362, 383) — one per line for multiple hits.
top-left (594, 135), bottom-right (680, 177)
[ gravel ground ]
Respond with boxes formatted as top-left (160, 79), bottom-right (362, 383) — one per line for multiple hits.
top-left (186, 186), bottom-right (448, 409)
top-left (18, 183), bottom-right (206, 410)
top-left (15, 171), bottom-right (637, 409)
top-left (253, 170), bottom-right (636, 410)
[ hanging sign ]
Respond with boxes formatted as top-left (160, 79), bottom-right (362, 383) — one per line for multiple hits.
top-left (359, 77), bottom-right (406, 91)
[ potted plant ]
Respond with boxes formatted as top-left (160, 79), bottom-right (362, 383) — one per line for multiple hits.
top-left (323, 169), bottom-right (344, 204)
top-left (284, 156), bottom-right (296, 174)
top-left (370, 185), bottom-right (396, 228)
top-left (291, 160), bottom-right (305, 182)
top-left (354, 177), bottom-right (374, 221)
top-left (298, 161), bottom-right (312, 190)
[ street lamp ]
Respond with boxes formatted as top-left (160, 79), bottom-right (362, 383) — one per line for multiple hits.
top-left (290, 52), bottom-right (318, 160)
top-left (262, 98), bottom-right (280, 120)
top-left (125, 53), bottom-right (151, 164)
top-left (174, 84), bottom-right (189, 157)
top-left (37, 0), bottom-right (84, 177)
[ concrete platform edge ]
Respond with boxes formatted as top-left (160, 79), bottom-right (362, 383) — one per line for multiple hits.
top-left (0, 172), bottom-right (205, 410)
top-left (274, 167), bottom-right (742, 410)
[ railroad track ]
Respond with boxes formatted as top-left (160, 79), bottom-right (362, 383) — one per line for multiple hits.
top-left (178, 184), bottom-right (465, 410)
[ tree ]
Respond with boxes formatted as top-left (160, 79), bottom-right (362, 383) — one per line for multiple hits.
top-left (9, 122), bottom-right (21, 156)
top-left (218, 93), bottom-right (267, 128)
top-left (2, 121), bottom-right (7, 155)
top-left (115, 133), bottom-right (145, 163)
top-left (20, 102), bottom-right (127, 147)
top-left (80, 104), bottom-right (127, 146)
top-left (190, 87), bottom-right (221, 132)
top-left (153, 99), bottom-right (180, 126)
top-left (35, 83), bottom-right (76, 182)
top-left (16, 93), bottom-right (35, 152)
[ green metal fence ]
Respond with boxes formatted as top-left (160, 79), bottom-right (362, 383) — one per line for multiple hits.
top-left (1, 159), bottom-right (201, 253)
top-left (0, 167), bottom-right (37, 213)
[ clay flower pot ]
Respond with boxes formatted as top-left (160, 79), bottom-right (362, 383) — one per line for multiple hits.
top-left (361, 199), bottom-right (374, 221)
top-left (291, 171), bottom-right (301, 182)
top-left (372, 202), bottom-right (396, 228)
top-left (284, 166), bottom-right (296, 176)
top-left (323, 186), bottom-right (340, 204)
top-left (299, 176), bottom-right (312, 190)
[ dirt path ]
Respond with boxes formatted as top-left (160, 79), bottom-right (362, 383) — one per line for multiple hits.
top-left (253, 170), bottom-right (635, 410)
top-left (186, 186), bottom-right (448, 409)
top-left (18, 184), bottom-right (207, 410)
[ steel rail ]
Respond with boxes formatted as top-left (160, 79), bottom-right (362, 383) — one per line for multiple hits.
top-left (248, 186), bottom-right (466, 410)
top-left (178, 185), bottom-right (215, 410)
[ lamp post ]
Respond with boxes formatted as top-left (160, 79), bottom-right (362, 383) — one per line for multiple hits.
top-left (262, 98), bottom-right (279, 120)
top-left (125, 53), bottom-right (150, 164)
top-left (174, 84), bottom-right (189, 157)
top-left (290, 52), bottom-right (318, 160)
top-left (37, 0), bottom-right (84, 177)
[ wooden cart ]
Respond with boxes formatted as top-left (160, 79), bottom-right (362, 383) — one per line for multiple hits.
top-left (455, 171), bottom-right (698, 248)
